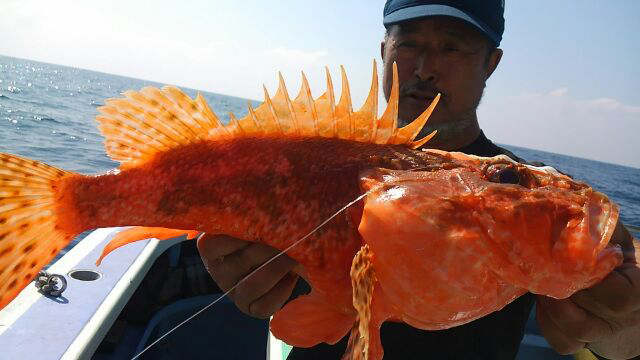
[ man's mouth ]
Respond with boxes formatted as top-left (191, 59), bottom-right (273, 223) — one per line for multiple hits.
top-left (404, 91), bottom-right (438, 104)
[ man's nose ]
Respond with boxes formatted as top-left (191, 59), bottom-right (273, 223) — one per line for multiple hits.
top-left (414, 52), bottom-right (439, 82)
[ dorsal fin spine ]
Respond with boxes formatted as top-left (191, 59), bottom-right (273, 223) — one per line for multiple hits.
top-left (166, 87), bottom-right (215, 135)
top-left (410, 130), bottom-right (437, 149)
top-left (278, 72), bottom-right (300, 135)
top-left (262, 85), bottom-right (285, 135)
top-left (325, 67), bottom-right (337, 137)
top-left (96, 116), bottom-right (162, 155)
top-left (98, 102), bottom-right (176, 151)
top-left (300, 71), bottom-right (319, 136)
top-left (407, 94), bottom-right (440, 147)
top-left (366, 60), bottom-right (379, 142)
top-left (247, 101), bottom-right (265, 135)
top-left (121, 91), bottom-right (190, 145)
top-left (139, 87), bottom-right (200, 142)
top-left (100, 134), bottom-right (148, 160)
top-left (379, 62), bottom-right (399, 144)
top-left (142, 86), bottom-right (201, 142)
top-left (229, 113), bottom-right (247, 136)
top-left (338, 65), bottom-right (354, 139)
top-left (227, 113), bottom-right (243, 137)
top-left (195, 93), bottom-right (229, 137)
top-left (98, 114), bottom-right (168, 152)
top-left (388, 63), bottom-right (399, 142)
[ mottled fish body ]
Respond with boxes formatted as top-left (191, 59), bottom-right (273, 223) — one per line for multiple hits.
top-left (0, 63), bottom-right (621, 359)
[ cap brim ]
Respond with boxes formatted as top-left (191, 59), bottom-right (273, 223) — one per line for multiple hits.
top-left (383, 4), bottom-right (500, 46)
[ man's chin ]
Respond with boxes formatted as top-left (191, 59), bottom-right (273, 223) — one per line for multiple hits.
top-left (398, 98), bottom-right (443, 125)
top-left (399, 109), bottom-right (445, 128)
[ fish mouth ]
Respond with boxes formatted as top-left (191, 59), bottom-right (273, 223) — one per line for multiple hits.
top-left (587, 190), bottom-right (619, 251)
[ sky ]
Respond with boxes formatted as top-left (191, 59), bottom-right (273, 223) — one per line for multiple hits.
top-left (0, 0), bottom-right (639, 168)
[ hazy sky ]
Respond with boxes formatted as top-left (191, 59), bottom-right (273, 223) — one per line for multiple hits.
top-left (1, 0), bottom-right (639, 168)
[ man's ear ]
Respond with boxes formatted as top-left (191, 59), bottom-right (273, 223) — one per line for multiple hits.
top-left (381, 40), bottom-right (386, 62)
top-left (485, 48), bottom-right (503, 79)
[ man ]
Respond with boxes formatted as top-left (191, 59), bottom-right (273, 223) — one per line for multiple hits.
top-left (198, 1), bottom-right (640, 358)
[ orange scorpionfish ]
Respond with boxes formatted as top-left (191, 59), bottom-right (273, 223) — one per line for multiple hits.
top-left (0, 62), bottom-right (623, 359)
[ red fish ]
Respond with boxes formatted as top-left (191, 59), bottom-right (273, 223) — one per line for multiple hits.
top-left (0, 62), bottom-right (622, 359)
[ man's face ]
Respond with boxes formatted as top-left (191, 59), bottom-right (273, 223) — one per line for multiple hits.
top-left (381, 17), bottom-right (501, 130)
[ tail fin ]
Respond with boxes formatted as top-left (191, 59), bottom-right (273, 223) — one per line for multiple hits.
top-left (0, 153), bottom-right (78, 310)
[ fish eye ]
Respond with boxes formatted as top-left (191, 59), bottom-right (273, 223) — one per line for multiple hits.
top-left (486, 164), bottom-right (522, 185)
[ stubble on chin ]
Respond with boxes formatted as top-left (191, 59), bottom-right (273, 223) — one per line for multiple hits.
top-left (397, 107), bottom-right (480, 150)
top-left (395, 90), bottom-right (485, 150)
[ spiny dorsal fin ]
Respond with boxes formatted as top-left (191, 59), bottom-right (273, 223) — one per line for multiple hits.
top-left (314, 67), bottom-right (337, 137)
top-left (352, 60), bottom-right (379, 143)
top-left (335, 65), bottom-right (354, 140)
top-left (293, 71), bottom-right (319, 136)
top-left (96, 61), bottom-right (439, 168)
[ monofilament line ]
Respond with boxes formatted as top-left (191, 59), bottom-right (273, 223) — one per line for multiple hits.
top-left (131, 187), bottom-right (379, 360)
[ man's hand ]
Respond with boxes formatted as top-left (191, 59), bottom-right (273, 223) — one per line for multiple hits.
top-left (537, 222), bottom-right (640, 359)
top-left (197, 234), bottom-right (300, 319)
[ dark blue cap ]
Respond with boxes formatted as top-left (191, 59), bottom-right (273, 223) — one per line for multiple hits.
top-left (383, 0), bottom-right (505, 46)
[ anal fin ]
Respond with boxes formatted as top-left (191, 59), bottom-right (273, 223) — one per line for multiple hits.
top-left (270, 291), bottom-right (355, 348)
top-left (96, 227), bottom-right (200, 265)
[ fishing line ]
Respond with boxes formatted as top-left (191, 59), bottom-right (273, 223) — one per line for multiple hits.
top-left (132, 165), bottom-right (434, 359)
top-left (131, 185), bottom-right (382, 360)
top-left (125, 159), bottom-right (638, 358)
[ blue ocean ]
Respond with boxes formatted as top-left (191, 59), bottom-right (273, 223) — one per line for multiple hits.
top-left (1, 54), bottom-right (638, 259)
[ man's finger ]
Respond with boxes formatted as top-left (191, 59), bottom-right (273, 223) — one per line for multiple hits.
top-left (248, 272), bottom-right (299, 318)
top-left (537, 299), bottom-right (586, 355)
top-left (196, 235), bottom-right (300, 318)
top-left (570, 289), bottom-right (640, 328)
top-left (536, 296), bottom-right (613, 343)
top-left (581, 264), bottom-right (640, 315)
top-left (203, 242), bottom-right (280, 292)
top-left (232, 250), bottom-right (298, 315)
top-left (197, 233), bottom-right (251, 259)
top-left (569, 290), bottom-right (618, 323)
